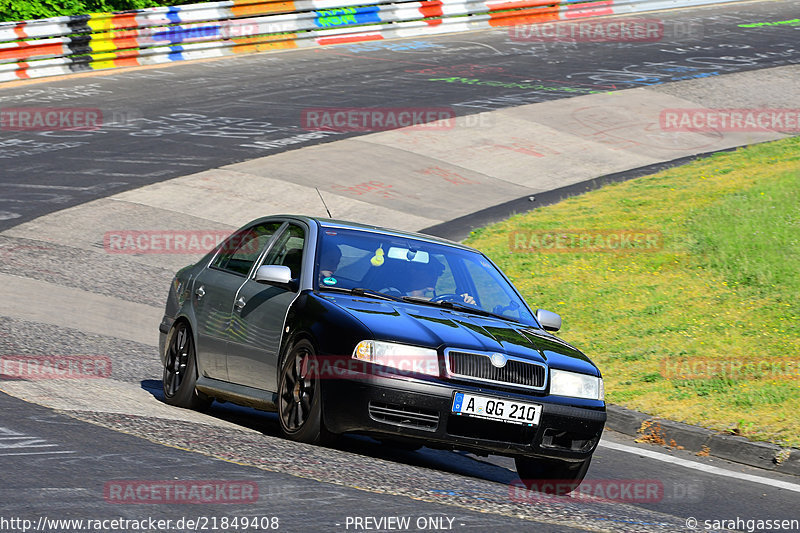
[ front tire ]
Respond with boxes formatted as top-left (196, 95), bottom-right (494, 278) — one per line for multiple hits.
top-left (162, 321), bottom-right (212, 410)
top-left (514, 456), bottom-right (591, 494)
top-left (277, 339), bottom-right (331, 444)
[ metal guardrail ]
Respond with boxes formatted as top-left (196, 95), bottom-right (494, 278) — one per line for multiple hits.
top-left (0, 0), bottom-right (739, 83)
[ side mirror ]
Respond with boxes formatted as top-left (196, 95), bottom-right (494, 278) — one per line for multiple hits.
top-left (536, 309), bottom-right (562, 332)
top-left (255, 265), bottom-right (293, 288)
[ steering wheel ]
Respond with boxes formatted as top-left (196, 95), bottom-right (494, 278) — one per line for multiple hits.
top-left (379, 286), bottom-right (403, 297)
top-left (430, 293), bottom-right (463, 303)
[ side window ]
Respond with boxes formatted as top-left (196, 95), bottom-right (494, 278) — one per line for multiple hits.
top-left (211, 222), bottom-right (282, 276)
top-left (262, 224), bottom-right (305, 279)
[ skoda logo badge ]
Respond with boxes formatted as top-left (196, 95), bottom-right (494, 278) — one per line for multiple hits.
top-left (490, 353), bottom-right (507, 368)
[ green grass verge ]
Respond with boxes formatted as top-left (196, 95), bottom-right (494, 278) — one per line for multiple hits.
top-left (465, 136), bottom-right (800, 447)
top-left (1, 0), bottom-right (160, 23)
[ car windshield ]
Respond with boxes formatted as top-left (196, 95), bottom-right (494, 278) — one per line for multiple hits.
top-left (315, 227), bottom-right (536, 324)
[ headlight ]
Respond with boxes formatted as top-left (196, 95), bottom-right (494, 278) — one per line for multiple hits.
top-left (352, 340), bottom-right (440, 377)
top-left (550, 368), bottom-right (604, 400)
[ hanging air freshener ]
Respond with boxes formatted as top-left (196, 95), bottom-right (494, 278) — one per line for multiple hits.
top-left (370, 246), bottom-right (385, 267)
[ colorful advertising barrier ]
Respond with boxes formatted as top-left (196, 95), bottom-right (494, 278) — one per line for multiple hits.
top-left (0, 0), bottom-right (747, 83)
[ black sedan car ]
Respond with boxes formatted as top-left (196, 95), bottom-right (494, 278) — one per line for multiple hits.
top-left (159, 215), bottom-right (605, 489)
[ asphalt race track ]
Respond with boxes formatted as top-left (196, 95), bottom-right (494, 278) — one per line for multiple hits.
top-left (1, 1), bottom-right (799, 230)
top-left (1, 1), bottom-right (800, 531)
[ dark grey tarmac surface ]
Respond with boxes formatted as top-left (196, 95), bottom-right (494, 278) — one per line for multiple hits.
top-left (4, 382), bottom-right (800, 532)
top-left (1, 0), bottom-right (799, 230)
top-left (0, 392), bottom-right (580, 533)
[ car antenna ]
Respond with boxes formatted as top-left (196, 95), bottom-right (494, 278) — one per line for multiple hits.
top-left (315, 187), bottom-right (333, 218)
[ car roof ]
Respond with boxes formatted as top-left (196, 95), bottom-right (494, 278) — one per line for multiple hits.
top-left (262, 215), bottom-right (479, 253)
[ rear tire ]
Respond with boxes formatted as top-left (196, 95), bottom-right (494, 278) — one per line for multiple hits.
top-left (514, 456), bottom-right (591, 494)
top-left (162, 321), bottom-right (212, 410)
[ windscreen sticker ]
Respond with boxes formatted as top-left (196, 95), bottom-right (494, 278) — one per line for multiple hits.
top-left (323, 277), bottom-right (338, 285)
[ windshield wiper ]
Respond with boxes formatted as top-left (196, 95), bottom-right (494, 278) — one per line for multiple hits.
top-left (401, 296), bottom-right (507, 320)
top-left (352, 287), bottom-right (404, 301)
top-left (320, 286), bottom-right (403, 302)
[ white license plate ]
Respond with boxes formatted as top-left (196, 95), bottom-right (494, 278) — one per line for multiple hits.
top-left (451, 392), bottom-right (541, 426)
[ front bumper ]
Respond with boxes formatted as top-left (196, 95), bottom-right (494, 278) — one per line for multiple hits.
top-left (322, 372), bottom-right (606, 461)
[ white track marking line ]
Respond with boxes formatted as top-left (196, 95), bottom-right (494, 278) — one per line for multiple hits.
top-left (599, 439), bottom-right (800, 493)
top-left (0, 451), bottom-right (76, 456)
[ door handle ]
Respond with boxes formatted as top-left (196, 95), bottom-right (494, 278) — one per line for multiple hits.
top-left (195, 286), bottom-right (206, 300)
top-left (234, 297), bottom-right (246, 311)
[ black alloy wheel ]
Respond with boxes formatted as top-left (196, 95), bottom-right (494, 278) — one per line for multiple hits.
top-left (162, 321), bottom-right (211, 410)
top-left (277, 339), bottom-right (331, 444)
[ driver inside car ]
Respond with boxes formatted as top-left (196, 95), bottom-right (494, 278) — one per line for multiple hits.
top-left (319, 244), bottom-right (342, 282)
top-left (406, 258), bottom-right (476, 305)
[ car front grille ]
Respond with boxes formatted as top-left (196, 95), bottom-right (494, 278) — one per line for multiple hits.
top-left (445, 350), bottom-right (547, 391)
top-left (368, 402), bottom-right (439, 431)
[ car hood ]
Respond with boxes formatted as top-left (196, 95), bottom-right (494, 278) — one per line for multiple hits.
top-left (322, 294), bottom-right (599, 376)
